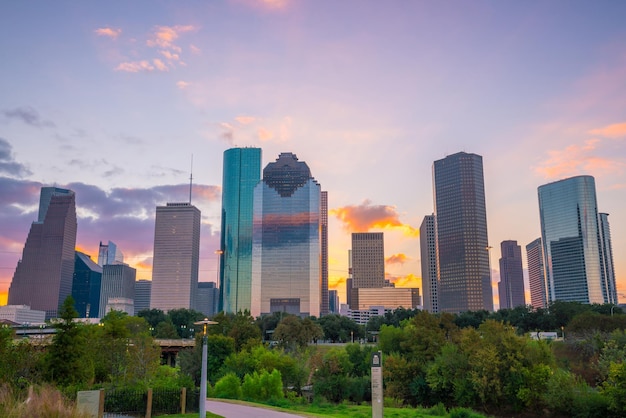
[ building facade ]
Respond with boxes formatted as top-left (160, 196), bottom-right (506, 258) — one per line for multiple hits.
top-left (320, 190), bottom-right (329, 315)
top-left (433, 152), bottom-right (493, 313)
top-left (196, 282), bottom-right (219, 318)
top-left (538, 175), bottom-right (615, 304)
top-left (251, 152), bottom-right (321, 318)
top-left (420, 214), bottom-right (439, 313)
top-left (8, 187), bottom-right (77, 319)
top-left (526, 238), bottom-right (547, 309)
top-left (151, 202), bottom-right (201, 312)
top-left (498, 240), bottom-right (526, 309)
top-left (350, 287), bottom-right (420, 311)
top-left (98, 240), bottom-right (124, 266)
top-left (72, 251), bottom-right (103, 318)
top-left (599, 213), bottom-right (618, 305)
top-left (99, 263), bottom-right (136, 318)
top-left (134, 279), bottom-right (152, 315)
top-left (219, 147), bottom-right (262, 314)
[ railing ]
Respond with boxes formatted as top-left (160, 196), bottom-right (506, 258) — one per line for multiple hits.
top-left (103, 387), bottom-right (199, 417)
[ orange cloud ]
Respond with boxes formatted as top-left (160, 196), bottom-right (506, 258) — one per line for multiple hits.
top-left (153, 59), bottom-right (168, 72)
top-left (235, 116), bottom-right (256, 125)
top-left (387, 273), bottom-right (420, 288)
top-left (159, 50), bottom-right (180, 62)
top-left (329, 276), bottom-right (346, 288)
top-left (147, 25), bottom-right (197, 52)
top-left (94, 27), bottom-right (122, 39)
top-left (589, 122), bottom-right (626, 139)
top-left (386, 253), bottom-right (410, 265)
top-left (258, 127), bottom-right (274, 141)
top-left (535, 138), bottom-right (625, 179)
top-left (0, 291), bottom-right (6, 306)
top-left (331, 200), bottom-right (419, 237)
top-left (115, 60), bottom-right (156, 72)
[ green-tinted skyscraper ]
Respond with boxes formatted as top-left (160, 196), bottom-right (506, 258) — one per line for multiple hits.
top-left (219, 147), bottom-right (262, 313)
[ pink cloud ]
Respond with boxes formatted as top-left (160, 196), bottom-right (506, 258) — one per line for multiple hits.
top-left (535, 138), bottom-right (625, 179)
top-left (115, 60), bottom-right (155, 72)
top-left (177, 81), bottom-right (191, 89)
top-left (257, 127), bottom-right (274, 141)
top-left (147, 25), bottom-right (197, 52)
top-left (94, 27), bottom-right (122, 39)
top-left (589, 122), bottom-right (626, 139)
top-left (153, 59), bottom-right (169, 71)
top-left (235, 116), bottom-right (256, 125)
top-left (159, 50), bottom-right (181, 62)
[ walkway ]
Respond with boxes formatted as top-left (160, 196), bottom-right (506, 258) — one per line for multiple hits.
top-left (206, 399), bottom-right (308, 418)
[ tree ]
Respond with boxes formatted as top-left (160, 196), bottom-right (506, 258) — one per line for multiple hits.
top-left (167, 308), bottom-right (205, 338)
top-left (137, 308), bottom-right (167, 333)
top-left (274, 316), bottom-right (323, 350)
top-left (44, 296), bottom-right (93, 386)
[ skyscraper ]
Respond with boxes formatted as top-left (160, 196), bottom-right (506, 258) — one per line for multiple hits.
top-left (151, 202), bottom-right (201, 312)
top-left (99, 263), bottom-right (136, 318)
top-left (538, 175), bottom-right (615, 304)
top-left (498, 240), bottom-right (525, 309)
top-left (196, 282), bottom-right (219, 318)
top-left (8, 187), bottom-right (77, 319)
top-left (98, 240), bottom-right (124, 267)
top-left (433, 152), bottom-right (493, 313)
top-left (219, 147), bottom-right (262, 314)
top-left (351, 232), bottom-right (385, 291)
top-left (599, 213), bottom-right (618, 305)
top-left (250, 152), bottom-right (321, 318)
top-left (320, 190), bottom-right (329, 315)
top-left (72, 251), bottom-right (103, 318)
top-left (526, 238), bottom-right (547, 309)
top-left (134, 279), bottom-right (152, 315)
top-left (420, 214), bottom-right (439, 313)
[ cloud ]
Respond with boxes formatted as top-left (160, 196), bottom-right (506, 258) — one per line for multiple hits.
top-left (0, 138), bottom-right (31, 178)
top-left (331, 200), bottom-right (419, 237)
top-left (2, 106), bottom-right (55, 128)
top-left (589, 122), bottom-right (626, 139)
top-left (258, 127), bottom-right (274, 141)
top-left (177, 81), bottom-right (191, 89)
top-left (153, 59), bottom-right (168, 72)
top-left (219, 123), bottom-right (235, 144)
top-left (235, 0), bottom-right (290, 11)
top-left (146, 25), bottom-right (197, 52)
top-left (94, 27), bottom-right (122, 39)
top-left (189, 44), bottom-right (201, 55)
top-left (159, 50), bottom-right (180, 62)
top-left (386, 273), bottom-right (420, 288)
top-left (386, 253), bottom-right (410, 265)
top-left (535, 138), bottom-right (625, 179)
top-left (235, 116), bottom-right (256, 125)
top-left (115, 60), bottom-right (156, 73)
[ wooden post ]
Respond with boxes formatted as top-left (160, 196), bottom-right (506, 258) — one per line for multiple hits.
top-left (98, 389), bottom-right (104, 418)
top-left (145, 388), bottom-right (153, 418)
top-left (180, 387), bottom-right (187, 414)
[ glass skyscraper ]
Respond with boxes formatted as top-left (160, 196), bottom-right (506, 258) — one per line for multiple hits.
top-left (433, 152), bottom-right (493, 313)
top-left (72, 251), bottom-right (103, 318)
top-left (8, 187), bottom-right (77, 319)
top-left (219, 147), bottom-right (262, 314)
top-left (526, 238), bottom-right (547, 309)
top-left (251, 152), bottom-right (321, 318)
top-left (538, 175), bottom-right (616, 304)
top-left (420, 214), bottom-right (439, 313)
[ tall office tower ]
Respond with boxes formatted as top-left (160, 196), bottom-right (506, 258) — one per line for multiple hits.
top-left (134, 279), bottom-right (152, 315)
top-left (320, 191), bottom-right (329, 315)
top-left (420, 215), bottom-right (439, 313)
top-left (433, 152), bottom-right (493, 313)
top-left (329, 289), bottom-right (339, 313)
top-left (196, 282), bottom-right (219, 317)
top-left (98, 241), bottom-right (124, 267)
top-left (538, 175), bottom-right (614, 304)
top-left (251, 152), bottom-right (321, 318)
top-left (98, 263), bottom-right (136, 318)
top-left (526, 238), bottom-right (547, 309)
top-left (219, 147), bottom-right (262, 314)
top-left (346, 250), bottom-right (353, 308)
top-left (72, 252), bottom-right (103, 318)
top-left (151, 202), bottom-right (201, 312)
top-left (598, 213), bottom-right (618, 305)
top-left (8, 187), bottom-right (77, 319)
top-left (351, 233), bottom-right (385, 289)
top-left (498, 240), bottom-right (525, 309)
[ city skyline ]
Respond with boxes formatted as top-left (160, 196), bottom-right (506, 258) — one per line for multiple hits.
top-left (1, 2), bottom-right (625, 309)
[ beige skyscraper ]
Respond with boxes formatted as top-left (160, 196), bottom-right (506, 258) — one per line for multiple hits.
top-left (150, 202), bottom-right (201, 312)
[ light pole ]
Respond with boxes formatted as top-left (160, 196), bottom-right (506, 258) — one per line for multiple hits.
top-left (194, 318), bottom-right (218, 418)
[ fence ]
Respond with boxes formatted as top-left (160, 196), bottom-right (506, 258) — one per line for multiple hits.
top-left (103, 387), bottom-right (200, 417)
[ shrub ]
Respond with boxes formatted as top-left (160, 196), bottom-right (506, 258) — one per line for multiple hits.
top-left (213, 373), bottom-right (242, 399)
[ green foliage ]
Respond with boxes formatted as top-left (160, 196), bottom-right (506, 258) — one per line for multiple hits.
top-left (213, 372), bottom-right (242, 399)
top-left (178, 334), bottom-right (235, 385)
top-left (0, 327), bottom-right (44, 387)
top-left (241, 369), bottom-right (284, 401)
top-left (44, 296), bottom-right (93, 387)
top-left (274, 315), bottom-right (323, 350)
top-left (210, 311), bottom-right (262, 351)
top-left (602, 361), bottom-right (626, 415)
top-left (167, 308), bottom-right (205, 338)
top-left (155, 319), bottom-right (179, 339)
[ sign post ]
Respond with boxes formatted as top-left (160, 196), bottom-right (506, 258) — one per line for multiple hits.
top-left (371, 351), bottom-right (383, 418)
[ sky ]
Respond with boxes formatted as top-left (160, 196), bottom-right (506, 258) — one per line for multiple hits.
top-left (1, 1), bottom-right (625, 309)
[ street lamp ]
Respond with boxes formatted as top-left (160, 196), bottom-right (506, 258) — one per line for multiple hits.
top-left (194, 318), bottom-right (218, 418)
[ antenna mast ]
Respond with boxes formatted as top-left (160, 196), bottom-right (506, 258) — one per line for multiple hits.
top-left (189, 154), bottom-right (193, 204)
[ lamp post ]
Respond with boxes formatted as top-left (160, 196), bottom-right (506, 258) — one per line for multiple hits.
top-left (194, 318), bottom-right (218, 418)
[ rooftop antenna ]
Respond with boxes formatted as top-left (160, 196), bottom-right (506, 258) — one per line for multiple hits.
top-left (189, 154), bottom-right (193, 204)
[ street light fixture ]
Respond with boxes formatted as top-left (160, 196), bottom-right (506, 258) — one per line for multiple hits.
top-left (194, 317), bottom-right (218, 418)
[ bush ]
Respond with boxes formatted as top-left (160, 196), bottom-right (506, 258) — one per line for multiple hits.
top-left (213, 373), bottom-right (242, 399)
top-left (241, 369), bottom-right (283, 402)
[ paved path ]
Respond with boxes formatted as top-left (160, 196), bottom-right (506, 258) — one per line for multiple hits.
top-left (206, 399), bottom-right (308, 418)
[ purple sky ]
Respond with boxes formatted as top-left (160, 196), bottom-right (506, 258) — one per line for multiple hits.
top-left (1, 1), bottom-right (625, 307)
